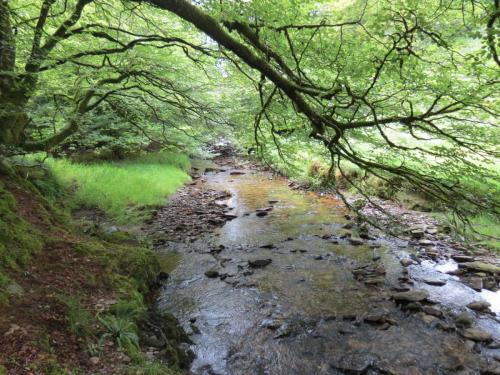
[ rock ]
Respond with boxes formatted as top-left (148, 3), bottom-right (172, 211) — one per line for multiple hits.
top-left (411, 229), bottom-right (425, 239)
top-left (423, 306), bottom-right (443, 317)
top-left (268, 200), bottom-right (279, 204)
top-left (230, 170), bottom-right (246, 175)
top-left (90, 357), bottom-right (100, 365)
top-left (423, 278), bottom-right (446, 286)
top-left (465, 277), bottom-right (483, 291)
top-left (348, 237), bottom-right (364, 246)
top-left (404, 302), bottom-right (423, 311)
top-left (418, 239), bottom-right (434, 247)
top-left (454, 312), bottom-right (473, 327)
top-left (260, 319), bottom-right (281, 330)
top-left (400, 258), bottom-right (415, 267)
top-left (392, 289), bottom-right (429, 303)
top-left (467, 301), bottom-right (491, 312)
top-left (425, 227), bottom-right (438, 235)
top-left (260, 243), bottom-right (275, 249)
top-left (451, 255), bottom-right (474, 263)
top-left (374, 264), bottom-right (386, 275)
top-left (256, 211), bottom-right (268, 217)
top-left (420, 313), bottom-right (438, 325)
top-left (314, 255), bottom-right (324, 260)
top-left (372, 250), bottom-right (381, 261)
top-left (204, 269), bottom-right (219, 278)
top-left (364, 314), bottom-right (388, 325)
top-left (248, 259), bottom-right (272, 268)
top-left (460, 261), bottom-right (500, 274)
top-left (223, 213), bottom-right (238, 220)
top-left (461, 328), bottom-right (492, 342)
top-left (6, 282), bottom-right (24, 296)
top-left (342, 223), bottom-right (354, 229)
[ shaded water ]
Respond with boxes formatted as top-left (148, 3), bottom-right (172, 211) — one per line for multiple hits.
top-left (158, 168), bottom-right (500, 374)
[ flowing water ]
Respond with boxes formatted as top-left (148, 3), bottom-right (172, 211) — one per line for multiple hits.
top-left (157, 167), bottom-right (500, 375)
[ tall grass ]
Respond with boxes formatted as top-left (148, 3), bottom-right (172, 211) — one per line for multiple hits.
top-left (47, 152), bottom-right (190, 223)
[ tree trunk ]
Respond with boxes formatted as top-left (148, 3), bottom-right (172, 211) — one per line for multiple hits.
top-left (0, 0), bottom-right (28, 148)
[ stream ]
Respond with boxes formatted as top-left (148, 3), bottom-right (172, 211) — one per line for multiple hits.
top-left (155, 163), bottom-right (500, 375)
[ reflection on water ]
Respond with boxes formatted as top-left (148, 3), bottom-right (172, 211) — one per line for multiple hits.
top-left (159, 169), bottom-right (500, 375)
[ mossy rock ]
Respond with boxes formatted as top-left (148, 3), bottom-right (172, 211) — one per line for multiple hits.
top-left (460, 261), bottom-right (500, 274)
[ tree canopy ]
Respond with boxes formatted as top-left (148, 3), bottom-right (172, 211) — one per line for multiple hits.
top-left (0, 0), bottom-right (499, 221)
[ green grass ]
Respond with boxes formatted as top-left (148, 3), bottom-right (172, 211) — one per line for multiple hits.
top-left (46, 152), bottom-right (191, 223)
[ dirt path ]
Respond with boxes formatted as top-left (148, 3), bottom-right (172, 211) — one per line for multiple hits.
top-left (144, 153), bottom-right (500, 375)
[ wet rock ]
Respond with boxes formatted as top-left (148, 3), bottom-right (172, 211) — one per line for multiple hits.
top-left (314, 255), bottom-right (324, 260)
top-left (363, 314), bottom-right (388, 325)
top-left (374, 264), bottom-right (386, 275)
top-left (451, 255), bottom-right (474, 263)
top-left (420, 313), bottom-right (439, 325)
top-left (454, 312), bottom-right (473, 327)
top-left (404, 302), bottom-right (423, 312)
top-left (348, 237), bottom-right (364, 246)
top-left (260, 319), bottom-right (281, 330)
top-left (256, 211), bottom-right (268, 217)
top-left (392, 289), bottom-right (429, 303)
top-left (423, 278), bottom-right (446, 286)
top-left (465, 277), bottom-right (483, 291)
top-left (268, 199), bottom-right (279, 204)
top-left (460, 261), bottom-right (500, 274)
top-left (223, 213), bottom-right (238, 220)
top-left (422, 306), bottom-right (443, 317)
top-left (418, 239), bottom-right (433, 247)
top-left (204, 269), bottom-right (219, 278)
top-left (260, 243), bottom-right (275, 249)
top-left (467, 300), bottom-right (491, 312)
top-left (461, 328), bottom-right (492, 342)
top-left (400, 258), bottom-right (415, 267)
top-left (342, 223), bottom-right (354, 229)
top-left (248, 259), bottom-right (272, 268)
top-left (230, 170), bottom-right (246, 175)
top-left (411, 229), bottom-right (425, 239)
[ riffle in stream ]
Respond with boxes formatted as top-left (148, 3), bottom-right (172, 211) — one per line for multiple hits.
top-left (156, 166), bottom-right (500, 375)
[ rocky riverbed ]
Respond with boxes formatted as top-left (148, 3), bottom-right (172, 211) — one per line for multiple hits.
top-left (144, 152), bottom-right (500, 375)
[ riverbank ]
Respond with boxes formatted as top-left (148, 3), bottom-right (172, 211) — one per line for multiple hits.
top-left (0, 161), bottom-right (192, 374)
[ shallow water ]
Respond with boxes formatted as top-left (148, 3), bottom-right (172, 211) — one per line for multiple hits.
top-left (158, 169), bottom-right (500, 374)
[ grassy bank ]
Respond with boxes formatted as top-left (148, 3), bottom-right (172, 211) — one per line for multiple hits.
top-left (46, 152), bottom-right (191, 223)
top-left (0, 155), bottom-right (191, 374)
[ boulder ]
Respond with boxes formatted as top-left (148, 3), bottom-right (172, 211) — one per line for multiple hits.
top-left (392, 289), bottom-right (429, 303)
top-left (461, 328), bottom-right (492, 342)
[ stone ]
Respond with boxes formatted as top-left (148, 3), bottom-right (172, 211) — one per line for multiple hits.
top-left (465, 277), bottom-right (483, 291)
top-left (392, 289), bottom-right (429, 303)
top-left (420, 313), bottom-right (438, 325)
top-left (260, 243), bottom-right (275, 249)
top-left (348, 237), bottom-right (364, 246)
top-left (400, 258), bottom-right (415, 267)
top-left (256, 211), bottom-right (268, 217)
top-left (6, 282), bottom-right (24, 296)
top-left (423, 306), bottom-right (443, 317)
top-left (467, 301), bottom-right (491, 312)
top-left (423, 278), bottom-right (446, 286)
top-left (372, 250), bottom-right (381, 261)
top-left (454, 312), bottom-right (473, 327)
top-left (460, 262), bottom-right (500, 274)
top-left (461, 328), bottom-right (492, 342)
top-left (364, 314), bottom-right (387, 324)
top-left (249, 259), bottom-right (272, 268)
top-left (411, 229), bottom-right (425, 239)
top-left (268, 199), bottom-right (279, 204)
top-left (451, 255), bottom-right (474, 263)
top-left (418, 239), bottom-right (433, 247)
top-left (204, 269), bottom-right (219, 278)
top-left (230, 170), bottom-right (246, 175)
top-left (90, 357), bottom-right (100, 365)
